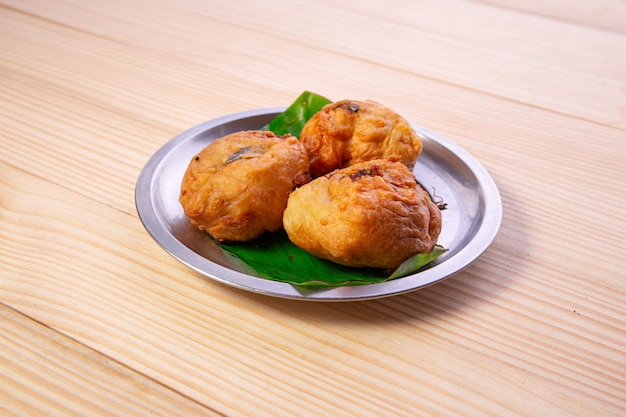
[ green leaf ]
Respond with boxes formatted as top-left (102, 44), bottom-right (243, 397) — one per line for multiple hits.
top-left (262, 91), bottom-right (331, 137)
top-left (387, 245), bottom-right (448, 280)
top-left (218, 231), bottom-right (447, 288)
top-left (218, 231), bottom-right (386, 287)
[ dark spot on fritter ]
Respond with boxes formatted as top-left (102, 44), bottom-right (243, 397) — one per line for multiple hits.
top-left (225, 145), bottom-right (265, 164)
top-left (348, 166), bottom-right (383, 181)
top-left (338, 101), bottom-right (360, 113)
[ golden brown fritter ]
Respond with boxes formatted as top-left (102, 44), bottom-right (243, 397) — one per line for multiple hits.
top-left (300, 99), bottom-right (423, 177)
top-left (283, 158), bottom-right (441, 269)
top-left (179, 130), bottom-right (310, 242)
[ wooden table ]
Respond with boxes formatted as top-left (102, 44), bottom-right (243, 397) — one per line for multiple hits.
top-left (2, 1), bottom-right (625, 415)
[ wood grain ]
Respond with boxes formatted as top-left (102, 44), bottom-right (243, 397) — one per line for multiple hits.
top-left (0, 304), bottom-right (220, 417)
top-left (1, 0), bottom-right (626, 416)
top-left (469, 0), bottom-right (626, 33)
top-left (2, 159), bottom-right (624, 415)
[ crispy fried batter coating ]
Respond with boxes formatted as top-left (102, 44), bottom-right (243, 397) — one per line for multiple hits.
top-left (179, 130), bottom-right (310, 242)
top-left (283, 158), bottom-right (441, 269)
top-left (300, 100), bottom-right (423, 177)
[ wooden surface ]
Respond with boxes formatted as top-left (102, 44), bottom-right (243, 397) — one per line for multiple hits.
top-left (1, 0), bottom-right (625, 415)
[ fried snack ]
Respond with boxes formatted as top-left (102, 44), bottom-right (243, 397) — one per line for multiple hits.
top-left (300, 99), bottom-right (422, 177)
top-left (179, 130), bottom-right (310, 242)
top-left (283, 158), bottom-right (441, 270)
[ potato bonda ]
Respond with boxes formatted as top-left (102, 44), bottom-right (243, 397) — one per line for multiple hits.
top-left (179, 130), bottom-right (310, 242)
top-left (283, 157), bottom-right (442, 269)
top-left (300, 99), bottom-right (423, 177)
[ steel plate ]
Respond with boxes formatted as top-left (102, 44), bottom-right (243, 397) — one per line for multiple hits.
top-left (135, 108), bottom-right (502, 301)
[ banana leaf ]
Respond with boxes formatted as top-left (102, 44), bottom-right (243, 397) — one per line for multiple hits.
top-left (218, 231), bottom-right (446, 287)
top-left (388, 245), bottom-right (448, 280)
top-left (262, 91), bottom-right (331, 137)
top-left (218, 230), bottom-right (383, 287)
